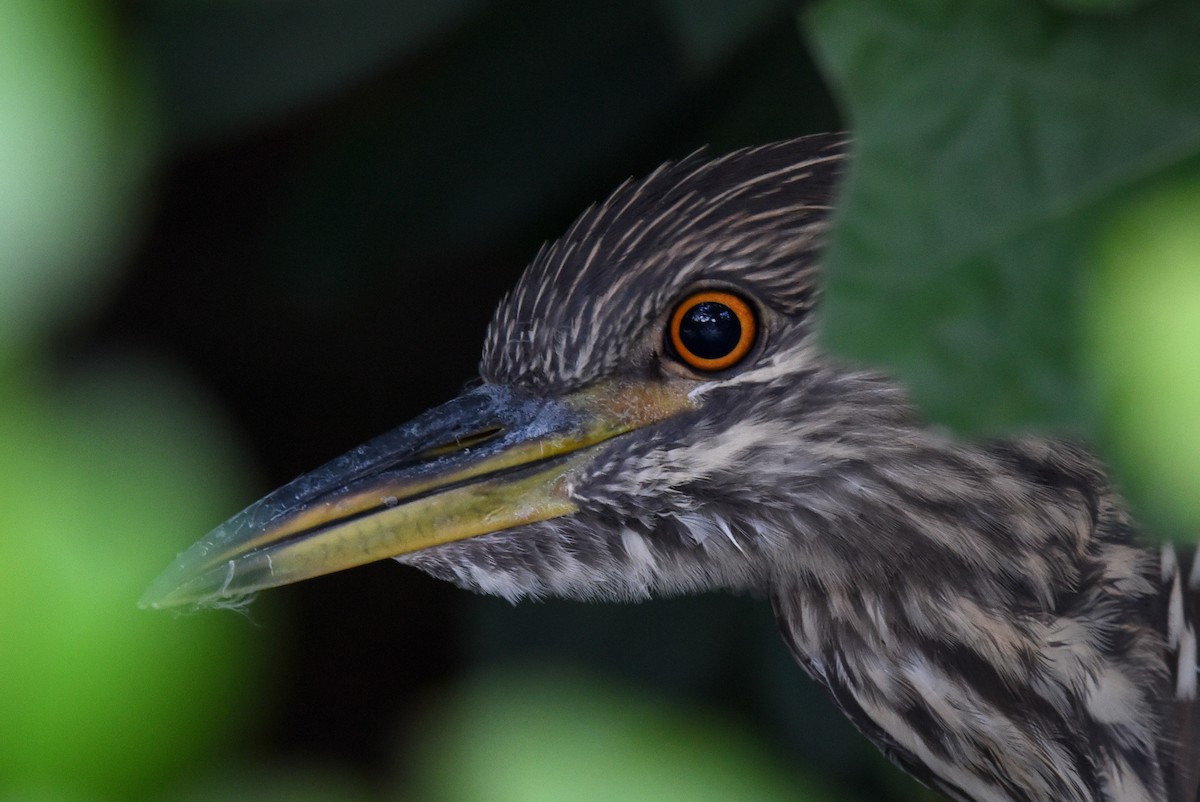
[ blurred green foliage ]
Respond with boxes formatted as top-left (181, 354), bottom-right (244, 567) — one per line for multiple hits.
top-left (0, 362), bottom-right (266, 800)
top-left (169, 766), bottom-right (373, 802)
top-left (408, 664), bottom-right (839, 802)
top-left (0, 0), bottom-right (150, 361)
top-left (1086, 170), bottom-right (1200, 538)
top-left (0, 1), bottom-right (264, 799)
top-left (814, 0), bottom-right (1200, 439)
top-left (812, 0), bottom-right (1200, 538)
top-left (3, 0), bottom-right (1199, 801)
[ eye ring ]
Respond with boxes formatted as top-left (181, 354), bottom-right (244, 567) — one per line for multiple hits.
top-left (667, 290), bottom-right (757, 372)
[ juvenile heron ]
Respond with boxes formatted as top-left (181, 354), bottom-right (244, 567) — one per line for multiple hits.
top-left (144, 134), bottom-right (1200, 802)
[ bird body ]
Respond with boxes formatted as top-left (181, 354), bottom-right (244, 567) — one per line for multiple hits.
top-left (145, 135), bottom-right (1200, 802)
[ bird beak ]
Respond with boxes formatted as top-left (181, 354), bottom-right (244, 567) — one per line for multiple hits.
top-left (140, 380), bottom-right (694, 609)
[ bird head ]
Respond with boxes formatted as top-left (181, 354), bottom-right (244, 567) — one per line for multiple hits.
top-left (142, 133), bottom-right (914, 610)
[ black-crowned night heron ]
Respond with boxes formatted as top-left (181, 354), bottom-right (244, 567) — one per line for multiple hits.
top-left (143, 134), bottom-right (1200, 802)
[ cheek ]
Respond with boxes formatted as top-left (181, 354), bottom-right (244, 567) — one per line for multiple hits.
top-left (396, 544), bottom-right (476, 587)
top-left (400, 539), bottom-right (541, 601)
top-left (567, 446), bottom-right (686, 521)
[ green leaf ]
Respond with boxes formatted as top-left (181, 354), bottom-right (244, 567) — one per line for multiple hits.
top-left (807, 0), bottom-right (1200, 435)
top-left (1044, 0), bottom-right (1153, 13)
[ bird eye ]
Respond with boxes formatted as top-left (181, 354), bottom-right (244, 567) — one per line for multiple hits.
top-left (667, 290), bottom-right (757, 371)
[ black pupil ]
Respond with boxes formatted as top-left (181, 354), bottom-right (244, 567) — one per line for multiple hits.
top-left (678, 301), bottom-right (741, 360)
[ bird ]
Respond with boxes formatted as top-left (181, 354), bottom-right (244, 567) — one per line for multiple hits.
top-left (143, 133), bottom-right (1200, 802)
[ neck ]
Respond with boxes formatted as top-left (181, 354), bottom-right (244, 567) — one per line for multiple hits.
top-left (770, 431), bottom-right (1175, 802)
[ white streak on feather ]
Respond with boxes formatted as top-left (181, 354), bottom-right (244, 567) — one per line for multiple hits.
top-left (1168, 569), bottom-right (1184, 648)
top-left (855, 691), bottom-right (1014, 802)
top-left (619, 528), bottom-right (658, 588)
top-left (1103, 763), bottom-right (1157, 802)
top-left (1086, 667), bottom-right (1141, 725)
top-left (1176, 624), bottom-right (1197, 700)
top-left (1161, 542), bottom-right (1177, 584)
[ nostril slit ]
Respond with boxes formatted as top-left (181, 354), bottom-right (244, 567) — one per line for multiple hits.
top-left (418, 426), bottom-right (506, 458)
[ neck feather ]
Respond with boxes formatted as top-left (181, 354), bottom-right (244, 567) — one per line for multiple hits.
top-left (770, 433), bottom-right (1176, 802)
